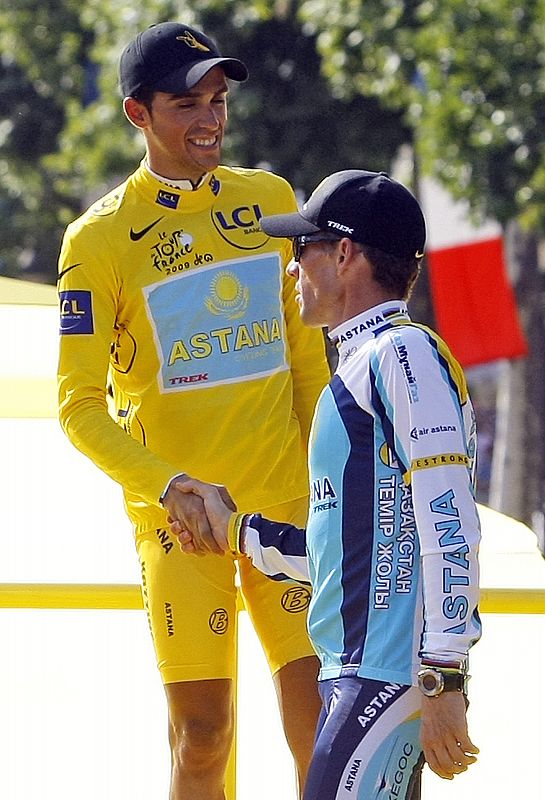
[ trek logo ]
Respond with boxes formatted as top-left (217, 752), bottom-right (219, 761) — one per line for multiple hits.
top-left (130, 217), bottom-right (164, 242)
top-left (310, 476), bottom-right (338, 513)
top-left (327, 220), bottom-right (354, 234)
top-left (59, 290), bottom-right (94, 334)
top-left (169, 373), bottom-right (209, 386)
top-left (211, 203), bottom-right (269, 250)
top-left (176, 31), bottom-right (211, 52)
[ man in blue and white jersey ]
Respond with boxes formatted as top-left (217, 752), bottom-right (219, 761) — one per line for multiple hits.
top-left (172, 170), bottom-right (482, 799)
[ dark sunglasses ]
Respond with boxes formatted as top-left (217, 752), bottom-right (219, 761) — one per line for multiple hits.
top-left (291, 233), bottom-right (342, 262)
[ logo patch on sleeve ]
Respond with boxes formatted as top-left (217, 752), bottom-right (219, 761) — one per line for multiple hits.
top-left (59, 290), bottom-right (94, 334)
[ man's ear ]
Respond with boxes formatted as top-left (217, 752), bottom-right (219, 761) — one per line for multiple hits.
top-left (123, 96), bottom-right (149, 130)
top-left (336, 238), bottom-right (360, 272)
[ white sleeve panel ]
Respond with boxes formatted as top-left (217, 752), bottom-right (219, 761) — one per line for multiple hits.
top-left (379, 326), bottom-right (481, 661)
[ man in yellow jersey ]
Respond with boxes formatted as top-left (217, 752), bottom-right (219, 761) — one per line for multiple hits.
top-left (57, 21), bottom-right (329, 800)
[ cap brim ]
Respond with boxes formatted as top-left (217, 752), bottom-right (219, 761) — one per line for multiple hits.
top-left (260, 211), bottom-right (321, 238)
top-left (154, 57), bottom-right (248, 93)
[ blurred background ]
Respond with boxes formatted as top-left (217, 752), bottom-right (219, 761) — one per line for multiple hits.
top-left (1, 1), bottom-right (545, 797)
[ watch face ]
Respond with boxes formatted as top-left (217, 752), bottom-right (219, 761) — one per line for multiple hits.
top-left (422, 673), bottom-right (439, 693)
top-left (418, 668), bottom-right (444, 696)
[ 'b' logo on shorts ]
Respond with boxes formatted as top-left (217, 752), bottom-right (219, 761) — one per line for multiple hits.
top-left (281, 587), bottom-right (311, 613)
top-left (209, 608), bottom-right (229, 634)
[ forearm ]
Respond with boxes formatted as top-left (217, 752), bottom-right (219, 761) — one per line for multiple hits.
top-left (230, 513), bottom-right (310, 583)
top-left (414, 471), bottom-right (481, 664)
top-left (58, 386), bottom-right (181, 507)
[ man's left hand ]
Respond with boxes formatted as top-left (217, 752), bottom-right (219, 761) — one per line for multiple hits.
top-left (420, 692), bottom-right (479, 780)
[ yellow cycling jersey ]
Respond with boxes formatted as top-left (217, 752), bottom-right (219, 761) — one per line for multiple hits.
top-left (57, 162), bottom-right (330, 533)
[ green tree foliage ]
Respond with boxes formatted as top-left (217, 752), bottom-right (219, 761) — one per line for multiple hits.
top-left (300, 0), bottom-right (545, 229)
top-left (0, 0), bottom-right (92, 277)
top-left (0, 0), bottom-right (407, 282)
top-left (193, 2), bottom-right (409, 192)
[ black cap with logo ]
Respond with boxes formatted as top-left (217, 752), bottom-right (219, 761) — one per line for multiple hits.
top-left (119, 22), bottom-right (249, 98)
top-left (260, 170), bottom-right (426, 260)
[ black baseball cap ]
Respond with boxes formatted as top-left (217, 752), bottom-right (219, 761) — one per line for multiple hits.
top-left (119, 22), bottom-right (249, 98)
top-left (260, 170), bottom-right (426, 260)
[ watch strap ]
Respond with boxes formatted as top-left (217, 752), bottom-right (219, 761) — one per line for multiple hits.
top-left (440, 671), bottom-right (466, 692)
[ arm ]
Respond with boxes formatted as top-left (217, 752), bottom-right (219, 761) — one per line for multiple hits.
top-left (57, 220), bottom-right (211, 539)
top-left (375, 327), bottom-right (481, 665)
top-left (172, 480), bottom-right (310, 583)
top-left (373, 327), bottom-right (480, 777)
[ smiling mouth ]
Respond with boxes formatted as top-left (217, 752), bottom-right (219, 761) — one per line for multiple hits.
top-left (191, 136), bottom-right (218, 148)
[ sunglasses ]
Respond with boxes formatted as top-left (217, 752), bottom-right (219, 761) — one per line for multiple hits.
top-left (291, 233), bottom-right (342, 262)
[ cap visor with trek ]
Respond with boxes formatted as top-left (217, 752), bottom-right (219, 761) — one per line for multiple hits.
top-left (260, 212), bottom-right (321, 239)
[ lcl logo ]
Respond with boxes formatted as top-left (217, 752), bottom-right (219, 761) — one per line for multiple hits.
top-left (211, 203), bottom-right (269, 250)
top-left (214, 204), bottom-right (263, 230)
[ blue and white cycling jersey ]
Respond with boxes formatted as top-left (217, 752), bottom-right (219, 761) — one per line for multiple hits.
top-left (242, 300), bottom-right (481, 686)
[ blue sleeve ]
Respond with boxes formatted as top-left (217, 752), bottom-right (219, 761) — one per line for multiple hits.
top-left (243, 514), bottom-right (310, 584)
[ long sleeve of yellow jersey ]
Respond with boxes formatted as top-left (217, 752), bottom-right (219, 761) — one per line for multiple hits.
top-left (57, 223), bottom-right (182, 507)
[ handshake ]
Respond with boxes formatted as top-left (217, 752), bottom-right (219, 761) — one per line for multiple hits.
top-left (162, 476), bottom-right (239, 556)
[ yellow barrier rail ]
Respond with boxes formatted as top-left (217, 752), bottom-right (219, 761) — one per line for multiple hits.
top-left (0, 583), bottom-right (544, 614)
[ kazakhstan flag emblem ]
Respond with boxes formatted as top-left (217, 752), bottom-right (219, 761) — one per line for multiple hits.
top-left (205, 271), bottom-right (250, 319)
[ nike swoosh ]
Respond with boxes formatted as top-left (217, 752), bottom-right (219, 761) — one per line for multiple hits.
top-left (129, 217), bottom-right (164, 241)
top-left (57, 263), bottom-right (82, 282)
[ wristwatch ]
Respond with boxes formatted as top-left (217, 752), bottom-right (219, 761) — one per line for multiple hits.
top-left (417, 667), bottom-right (466, 697)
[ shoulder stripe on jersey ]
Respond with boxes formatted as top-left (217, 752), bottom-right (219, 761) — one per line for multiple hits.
top-left (368, 357), bottom-right (410, 480)
top-left (330, 374), bottom-right (375, 668)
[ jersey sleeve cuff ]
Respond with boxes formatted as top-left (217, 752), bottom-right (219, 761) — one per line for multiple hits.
top-left (228, 513), bottom-right (249, 554)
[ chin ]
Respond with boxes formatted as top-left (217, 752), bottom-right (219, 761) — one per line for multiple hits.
top-left (299, 309), bottom-right (320, 327)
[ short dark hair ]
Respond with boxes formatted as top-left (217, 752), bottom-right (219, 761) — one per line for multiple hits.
top-left (360, 244), bottom-right (421, 300)
top-left (131, 85), bottom-right (156, 113)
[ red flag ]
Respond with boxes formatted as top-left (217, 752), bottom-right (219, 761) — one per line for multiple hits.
top-left (421, 179), bottom-right (528, 367)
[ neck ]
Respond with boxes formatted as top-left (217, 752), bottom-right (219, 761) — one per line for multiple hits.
top-left (145, 161), bottom-right (208, 190)
top-left (329, 288), bottom-right (398, 331)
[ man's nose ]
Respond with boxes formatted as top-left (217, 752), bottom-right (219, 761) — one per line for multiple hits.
top-left (286, 260), bottom-right (299, 278)
top-left (199, 105), bottom-right (221, 127)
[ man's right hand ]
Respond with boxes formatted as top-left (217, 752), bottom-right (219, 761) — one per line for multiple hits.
top-left (162, 475), bottom-right (235, 556)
